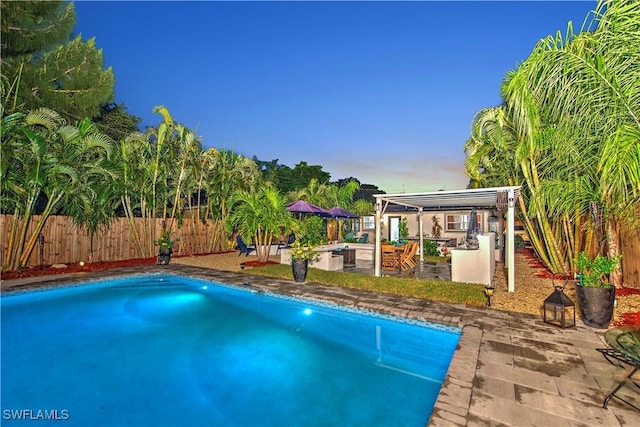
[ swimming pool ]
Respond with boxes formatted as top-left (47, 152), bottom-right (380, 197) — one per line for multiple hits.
top-left (1, 273), bottom-right (460, 426)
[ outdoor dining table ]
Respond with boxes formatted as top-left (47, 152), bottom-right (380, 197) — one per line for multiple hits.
top-left (380, 244), bottom-right (406, 272)
top-left (597, 326), bottom-right (640, 411)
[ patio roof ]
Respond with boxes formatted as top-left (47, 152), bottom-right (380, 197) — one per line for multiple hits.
top-left (373, 186), bottom-right (521, 211)
top-left (372, 186), bottom-right (522, 292)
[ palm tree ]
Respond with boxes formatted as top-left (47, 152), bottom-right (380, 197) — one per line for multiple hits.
top-left (226, 186), bottom-right (294, 262)
top-left (165, 123), bottom-right (202, 231)
top-left (188, 147), bottom-right (218, 253)
top-left (64, 164), bottom-right (120, 263)
top-left (324, 180), bottom-right (360, 241)
top-left (0, 110), bottom-right (35, 269)
top-left (118, 106), bottom-right (196, 257)
top-left (503, 0), bottom-right (639, 283)
top-left (53, 117), bottom-right (119, 263)
top-left (465, 0), bottom-right (640, 284)
top-left (118, 130), bottom-right (151, 257)
top-left (286, 179), bottom-right (369, 242)
top-left (464, 106), bottom-right (568, 274)
top-left (1, 108), bottom-right (114, 269)
top-left (204, 149), bottom-right (260, 251)
top-left (287, 178), bottom-right (330, 206)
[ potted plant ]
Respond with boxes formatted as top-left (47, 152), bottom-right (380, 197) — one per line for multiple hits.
top-left (156, 231), bottom-right (173, 265)
top-left (574, 251), bottom-right (622, 328)
top-left (289, 241), bottom-right (318, 283)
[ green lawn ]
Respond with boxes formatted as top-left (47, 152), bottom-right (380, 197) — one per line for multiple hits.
top-left (246, 262), bottom-right (487, 307)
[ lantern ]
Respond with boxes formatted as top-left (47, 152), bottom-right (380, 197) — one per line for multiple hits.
top-left (543, 284), bottom-right (576, 328)
top-left (484, 285), bottom-right (495, 307)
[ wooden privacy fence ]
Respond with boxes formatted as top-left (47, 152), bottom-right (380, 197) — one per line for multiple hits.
top-left (0, 215), bottom-right (221, 268)
top-left (1, 214), bottom-right (638, 286)
top-left (621, 224), bottom-right (640, 287)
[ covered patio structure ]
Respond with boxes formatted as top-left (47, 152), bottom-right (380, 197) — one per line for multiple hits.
top-left (373, 186), bottom-right (521, 292)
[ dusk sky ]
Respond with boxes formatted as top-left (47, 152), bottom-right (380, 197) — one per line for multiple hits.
top-left (74, 1), bottom-right (597, 194)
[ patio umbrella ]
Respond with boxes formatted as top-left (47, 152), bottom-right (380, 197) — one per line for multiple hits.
top-left (466, 207), bottom-right (479, 248)
top-left (327, 206), bottom-right (359, 219)
top-left (327, 206), bottom-right (360, 241)
top-left (286, 200), bottom-right (331, 217)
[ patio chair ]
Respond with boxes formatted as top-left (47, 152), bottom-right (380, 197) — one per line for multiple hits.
top-left (342, 232), bottom-right (356, 242)
top-left (400, 242), bottom-right (418, 271)
top-left (236, 236), bottom-right (256, 257)
top-left (357, 233), bottom-right (369, 244)
top-left (276, 233), bottom-right (295, 254)
top-left (381, 244), bottom-right (399, 272)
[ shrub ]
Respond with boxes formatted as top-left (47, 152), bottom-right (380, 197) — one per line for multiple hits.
top-left (514, 235), bottom-right (525, 251)
top-left (422, 240), bottom-right (440, 257)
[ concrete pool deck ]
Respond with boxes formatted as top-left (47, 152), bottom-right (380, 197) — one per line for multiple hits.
top-left (2, 265), bottom-right (638, 426)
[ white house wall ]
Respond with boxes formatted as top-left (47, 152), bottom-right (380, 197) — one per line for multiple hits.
top-left (376, 210), bottom-right (492, 243)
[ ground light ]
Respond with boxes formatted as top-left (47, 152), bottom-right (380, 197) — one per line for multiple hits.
top-left (483, 285), bottom-right (495, 307)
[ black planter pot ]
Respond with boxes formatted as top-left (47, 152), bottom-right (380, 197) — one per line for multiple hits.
top-left (292, 259), bottom-right (308, 283)
top-left (157, 247), bottom-right (173, 265)
top-left (575, 285), bottom-right (615, 329)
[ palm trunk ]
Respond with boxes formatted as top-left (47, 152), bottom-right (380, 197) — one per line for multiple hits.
top-left (19, 192), bottom-right (63, 268)
top-left (195, 177), bottom-right (205, 253)
top-left (168, 165), bottom-right (187, 232)
top-left (606, 218), bottom-right (623, 287)
top-left (13, 196), bottom-right (38, 270)
top-left (121, 195), bottom-right (145, 257)
top-left (208, 219), bottom-right (224, 253)
top-left (254, 228), bottom-right (272, 263)
top-left (562, 216), bottom-right (575, 268)
top-left (2, 211), bottom-right (21, 271)
top-left (516, 194), bottom-right (553, 266)
top-left (520, 157), bottom-right (567, 273)
top-left (88, 230), bottom-right (94, 263)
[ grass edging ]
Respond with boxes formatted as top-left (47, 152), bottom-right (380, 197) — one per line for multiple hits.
top-left (245, 264), bottom-right (486, 306)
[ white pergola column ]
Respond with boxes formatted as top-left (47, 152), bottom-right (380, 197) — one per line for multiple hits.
top-left (506, 188), bottom-right (515, 292)
top-left (418, 208), bottom-right (424, 262)
top-left (374, 199), bottom-right (382, 277)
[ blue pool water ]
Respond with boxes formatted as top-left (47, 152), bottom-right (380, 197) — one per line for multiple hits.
top-left (1, 274), bottom-right (460, 426)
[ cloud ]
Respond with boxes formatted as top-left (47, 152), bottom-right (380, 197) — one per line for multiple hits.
top-left (326, 152), bottom-right (469, 193)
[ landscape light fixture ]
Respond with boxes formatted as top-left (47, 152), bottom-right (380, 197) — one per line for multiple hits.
top-left (543, 281), bottom-right (576, 328)
top-left (484, 285), bottom-right (495, 307)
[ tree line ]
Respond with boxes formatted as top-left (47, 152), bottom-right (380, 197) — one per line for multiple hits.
top-left (0, 1), bottom-right (380, 270)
